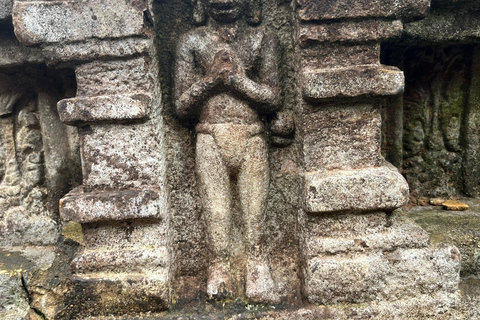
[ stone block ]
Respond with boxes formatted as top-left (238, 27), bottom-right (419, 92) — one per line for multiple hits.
top-left (304, 213), bottom-right (430, 257)
top-left (305, 246), bottom-right (460, 304)
top-left (42, 37), bottom-right (152, 64)
top-left (302, 105), bottom-right (382, 171)
top-left (304, 165), bottom-right (409, 213)
top-left (301, 43), bottom-right (380, 69)
top-left (58, 94), bottom-right (152, 124)
top-left (305, 211), bottom-right (389, 238)
top-left (82, 221), bottom-right (167, 251)
top-left (299, 20), bottom-right (403, 45)
top-left (296, 0), bottom-right (430, 21)
top-left (71, 247), bottom-right (168, 274)
top-left (63, 272), bottom-right (169, 318)
top-left (60, 188), bottom-right (163, 223)
top-left (302, 65), bottom-right (404, 100)
top-left (0, 0), bottom-right (12, 21)
top-left (0, 26), bottom-right (43, 68)
top-left (79, 123), bottom-right (163, 190)
top-left (75, 58), bottom-right (154, 97)
top-left (403, 4), bottom-right (480, 44)
top-left (12, 0), bottom-right (147, 45)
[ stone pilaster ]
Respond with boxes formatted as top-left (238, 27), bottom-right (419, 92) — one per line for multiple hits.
top-left (295, 0), bottom-right (461, 311)
top-left (13, 1), bottom-right (169, 317)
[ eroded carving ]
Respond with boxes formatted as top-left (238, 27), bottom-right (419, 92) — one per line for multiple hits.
top-left (0, 75), bottom-right (51, 245)
top-left (175, 0), bottom-right (281, 302)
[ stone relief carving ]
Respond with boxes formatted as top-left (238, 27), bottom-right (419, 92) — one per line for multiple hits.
top-left (0, 75), bottom-right (50, 245)
top-left (174, 0), bottom-right (284, 302)
top-left (402, 46), bottom-right (469, 198)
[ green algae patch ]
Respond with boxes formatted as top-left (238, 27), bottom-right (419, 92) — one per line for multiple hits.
top-left (61, 221), bottom-right (84, 245)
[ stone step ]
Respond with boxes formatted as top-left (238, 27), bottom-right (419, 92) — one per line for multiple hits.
top-left (305, 245), bottom-right (460, 305)
top-left (71, 247), bottom-right (169, 274)
top-left (305, 213), bottom-right (429, 256)
top-left (63, 271), bottom-right (169, 319)
top-left (79, 292), bottom-right (459, 319)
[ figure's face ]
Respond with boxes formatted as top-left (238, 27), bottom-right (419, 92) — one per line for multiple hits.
top-left (206, 0), bottom-right (247, 23)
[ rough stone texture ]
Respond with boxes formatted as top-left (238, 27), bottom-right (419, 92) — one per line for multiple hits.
top-left (42, 37), bottom-right (153, 65)
top-left (0, 0), bottom-right (12, 21)
top-left (296, 0), bottom-right (430, 21)
top-left (403, 1), bottom-right (480, 44)
top-left (4, 0), bottom-right (477, 318)
top-left (301, 43), bottom-right (380, 69)
top-left (79, 122), bottom-right (163, 191)
top-left (58, 94), bottom-right (152, 124)
top-left (298, 20), bottom-right (403, 45)
top-left (302, 211), bottom-right (460, 307)
top-left (0, 24), bottom-right (43, 68)
top-left (60, 188), bottom-right (164, 223)
top-left (406, 200), bottom-right (480, 278)
top-left (13, 0), bottom-right (148, 45)
top-left (304, 165), bottom-right (409, 213)
top-left (75, 58), bottom-right (154, 97)
top-left (302, 65), bottom-right (404, 100)
top-left (302, 104), bottom-right (383, 171)
top-left (0, 69), bottom-right (80, 247)
top-left (382, 45), bottom-right (480, 199)
top-left (0, 247), bottom-right (55, 320)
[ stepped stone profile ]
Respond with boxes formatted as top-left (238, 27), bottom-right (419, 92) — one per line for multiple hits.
top-left (2, 0), bottom-right (479, 319)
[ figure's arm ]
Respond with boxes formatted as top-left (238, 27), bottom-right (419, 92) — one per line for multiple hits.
top-left (174, 37), bottom-right (216, 121)
top-left (228, 33), bottom-right (280, 113)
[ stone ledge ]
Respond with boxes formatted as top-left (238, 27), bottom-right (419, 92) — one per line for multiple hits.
top-left (13, 0), bottom-right (147, 45)
top-left (43, 37), bottom-right (152, 64)
top-left (83, 293), bottom-right (461, 319)
top-left (305, 245), bottom-right (460, 304)
top-left (62, 272), bottom-right (169, 318)
top-left (304, 165), bottom-right (409, 213)
top-left (299, 20), bottom-right (403, 45)
top-left (71, 247), bottom-right (168, 274)
top-left (60, 188), bottom-right (163, 223)
top-left (296, 0), bottom-right (430, 21)
top-left (302, 65), bottom-right (404, 101)
top-left (58, 93), bottom-right (152, 125)
top-left (305, 214), bottom-right (430, 256)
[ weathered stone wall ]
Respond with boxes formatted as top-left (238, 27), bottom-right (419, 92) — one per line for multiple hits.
top-left (1, 0), bottom-right (476, 319)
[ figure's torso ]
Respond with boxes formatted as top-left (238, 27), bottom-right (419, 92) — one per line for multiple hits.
top-left (186, 27), bottom-right (265, 125)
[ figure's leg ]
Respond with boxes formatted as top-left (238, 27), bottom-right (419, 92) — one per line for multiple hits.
top-left (238, 135), bottom-right (278, 303)
top-left (196, 133), bottom-right (233, 298)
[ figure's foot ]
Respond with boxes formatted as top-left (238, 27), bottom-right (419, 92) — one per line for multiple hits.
top-left (245, 258), bottom-right (279, 303)
top-left (207, 261), bottom-right (233, 299)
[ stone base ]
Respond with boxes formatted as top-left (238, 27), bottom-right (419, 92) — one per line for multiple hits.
top-left (302, 210), bottom-right (460, 308)
top-left (82, 292), bottom-right (459, 319)
top-left (61, 272), bottom-right (169, 319)
top-left (304, 165), bottom-right (409, 213)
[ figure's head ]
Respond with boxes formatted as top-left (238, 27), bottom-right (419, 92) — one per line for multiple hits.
top-left (193, 0), bottom-right (261, 25)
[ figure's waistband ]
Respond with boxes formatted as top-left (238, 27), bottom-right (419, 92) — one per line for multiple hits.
top-left (195, 122), bottom-right (264, 136)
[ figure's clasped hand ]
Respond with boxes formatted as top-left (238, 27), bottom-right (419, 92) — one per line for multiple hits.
top-left (205, 49), bottom-right (244, 89)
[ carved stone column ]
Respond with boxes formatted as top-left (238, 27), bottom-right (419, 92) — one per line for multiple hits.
top-left (296, 0), bottom-right (461, 313)
top-left (13, 0), bottom-right (169, 317)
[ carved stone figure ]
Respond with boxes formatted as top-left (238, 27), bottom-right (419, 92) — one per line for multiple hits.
top-left (174, 0), bottom-right (280, 302)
